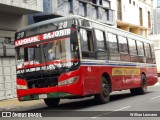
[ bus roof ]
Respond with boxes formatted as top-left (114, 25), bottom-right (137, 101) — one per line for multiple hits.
top-left (18, 15), bottom-right (152, 43)
top-left (18, 15), bottom-right (81, 32)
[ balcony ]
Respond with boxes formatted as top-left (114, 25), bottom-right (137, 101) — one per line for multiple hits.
top-left (0, 0), bottom-right (43, 15)
top-left (33, 0), bottom-right (115, 26)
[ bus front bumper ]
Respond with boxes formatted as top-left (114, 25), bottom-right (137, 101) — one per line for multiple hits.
top-left (17, 76), bottom-right (83, 101)
top-left (20, 92), bottom-right (75, 101)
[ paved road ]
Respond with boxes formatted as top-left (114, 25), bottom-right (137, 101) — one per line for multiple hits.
top-left (6, 82), bottom-right (159, 120)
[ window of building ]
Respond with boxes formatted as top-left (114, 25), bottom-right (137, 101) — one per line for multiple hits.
top-left (117, 0), bottom-right (122, 20)
top-left (100, 0), bottom-right (103, 5)
top-left (95, 29), bottom-right (105, 50)
top-left (107, 33), bottom-right (118, 53)
top-left (92, 6), bottom-right (99, 19)
top-left (103, 9), bottom-right (109, 21)
top-left (139, 7), bottom-right (143, 26)
top-left (158, 0), bottom-right (160, 7)
top-left (137, 41), bottom-right (144, 56)
top-left (92, 0), bottom-right (97, 4)
top-left (129, 0), bottom-right (132, 4)
top-left (133, 1), bottom-right (135, 6)
top-left (128, 38), bottom-right (137, 55)
top-left (118, 36), bottom-right (129, 53)
top-left (144, 43), bottom-right (151, 58)
top-left (4, 37), bottom-right (12, 44)
top-left (103, 0), bottom-right (110, 8)
top-left (79, 2), bottom-right (87, 17)
top-left (148, 11), bottom-right (151, 28)
top-left (68, 0), bottom-right (73, 13)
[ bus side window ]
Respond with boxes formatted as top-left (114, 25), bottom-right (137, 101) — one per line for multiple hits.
top-left (80, 28), bottom-right (95, 58)
top-left (118, 36), bottom-right (130, 62)
top-left (151, 44), bottom-right (156, 64)
top-left (95, 29), bottom-right (105, 50)
top-left (144, 43), bottom-right (151, 58)
top-left (129, 39), bottom-right (137, 55)
top-left (137, 41), bottom-right (145, 63)
top-left (118, 36), bottom-right (129, 54)
top-left (95, 29), bottom-right (108, 60)
top-left (87, 31), bottom-right (94, 52)
top-left (107, 33), bottom-right (120, 61)
top-left (128, 38), bottom-right (138, 62)
top-left (144, 43), bottom-right (152, 63)
top-left (107, 33), bottom-right (118, 53)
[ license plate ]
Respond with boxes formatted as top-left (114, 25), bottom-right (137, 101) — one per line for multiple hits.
top-left (39, 94), bottom-right (47, 99)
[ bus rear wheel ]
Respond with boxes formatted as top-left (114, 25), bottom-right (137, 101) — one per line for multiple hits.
top-left (44, 98), bottom-right (60, 107)
top-left (130, 74), bottom-right (147, 95)
top-left (94, 77), bottom-right (110, 104)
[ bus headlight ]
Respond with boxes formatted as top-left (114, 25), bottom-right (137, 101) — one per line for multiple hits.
top-left (17, 85), bottom-right (27, 89)
top-left (58, 76), bottom-right (79, 86)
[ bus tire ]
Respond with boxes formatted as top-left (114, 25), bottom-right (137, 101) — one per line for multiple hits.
top-left (130, 74), bottom-right (147, 95)
top-left (44, 98), bottom-right (60, 107)
top-left (94, 77), bottom-right (110, 104)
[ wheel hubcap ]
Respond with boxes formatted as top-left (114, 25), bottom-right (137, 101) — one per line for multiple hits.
top-left (142, 77), bottom-right (147, 91)
top-left (102, 82), bottom-right (109, 97)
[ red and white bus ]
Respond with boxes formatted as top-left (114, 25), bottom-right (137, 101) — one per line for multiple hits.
top-left (15, 15), bottom-right (158, 107)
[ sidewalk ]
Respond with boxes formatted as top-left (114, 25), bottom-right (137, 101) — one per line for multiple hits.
top-left (0, 98), bottom-right (43, 111)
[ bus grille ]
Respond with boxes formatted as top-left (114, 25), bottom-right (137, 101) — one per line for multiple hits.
top-left (26, 76), bottom-right (58, 89)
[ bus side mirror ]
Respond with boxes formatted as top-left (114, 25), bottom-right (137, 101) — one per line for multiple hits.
top-left (72, 23), bottom-right (80, 32)
top-left (78, 27), bottom-right (80, 32)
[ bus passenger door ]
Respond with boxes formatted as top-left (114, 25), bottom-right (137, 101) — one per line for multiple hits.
top-left (79, 28), bottom-right (97, 95)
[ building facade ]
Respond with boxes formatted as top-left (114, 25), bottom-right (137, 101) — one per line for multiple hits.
top-left (148, 0), bottom-right (160, 75)
top-left (112, 0), bottom-right (152, 37)
top-left (152, 8), bottom-right (160, 34)
top-left (0, 0), bottom-right (43, 100)
top-left (157, 0), bottom-right (160, 6)
top-left (30, 0), bottom-right (115, 26)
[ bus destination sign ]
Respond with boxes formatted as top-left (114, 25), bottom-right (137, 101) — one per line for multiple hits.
top-left (15, 28), bottom-right (71, 47)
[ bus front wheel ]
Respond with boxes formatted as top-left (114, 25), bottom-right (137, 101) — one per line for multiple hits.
top-left (44, 98), bottom-right (60, 107)
top-left (130, 74), bottom-right (147, 95)
top-left (94, 77), bottom-right (110, 104)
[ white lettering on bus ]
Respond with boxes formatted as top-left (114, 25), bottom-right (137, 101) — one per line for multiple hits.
top-left (15, 36), bottom-right (40, 47)
top-left (15, 29), bottom-right (71, 47)
top-left (43, 29), bottom-right (71, 40)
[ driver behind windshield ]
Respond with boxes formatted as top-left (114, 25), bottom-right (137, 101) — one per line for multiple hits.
top-left (48, 48), bottom-right (55, 60)
top-left (48, 40), bottom-right (60, 60)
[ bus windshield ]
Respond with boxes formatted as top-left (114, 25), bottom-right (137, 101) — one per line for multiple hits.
top-left (16, 38), bottom-right (79, 71)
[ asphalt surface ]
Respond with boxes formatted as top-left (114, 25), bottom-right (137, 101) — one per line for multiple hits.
top-left (2, 82), bottom-right (160, 120)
